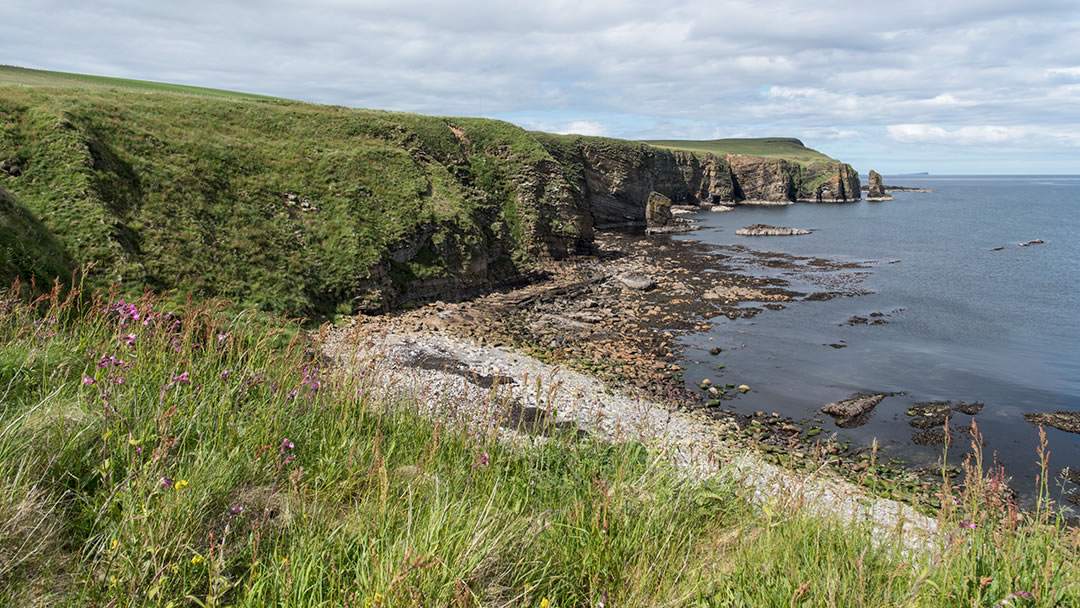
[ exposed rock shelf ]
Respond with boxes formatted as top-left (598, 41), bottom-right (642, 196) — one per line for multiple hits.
top-left (736, 224), bottom-right (811, 236)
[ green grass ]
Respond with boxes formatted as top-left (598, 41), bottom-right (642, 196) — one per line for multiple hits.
top-left (0, 66), bottom-right (283, 101)
top-left (1, 283), bottom-right (1078, 607)
top-left (644, 137), bottom-right (837, 165)
top-left (0, 82), bottom-right (579, 319)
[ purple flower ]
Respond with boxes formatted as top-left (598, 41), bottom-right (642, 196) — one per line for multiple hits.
top-left (220, 369), bottom-right (232, 381)
top-left (174, 371), bottom-right (190, 384)
top-left (217, 333), bottom-right (230, 344)
top-left (280, 438), bottom-right (295, 455)
top-left (114, 377), bottom-right (125, 385)
top-left (230, 505), bottom-right (244, 515)
top-left (83, 376), bottom-right (96, 386)
top-left (160, 477), bottom-right (173, 489)
top-left (960, 519), bottom-right (976, 530)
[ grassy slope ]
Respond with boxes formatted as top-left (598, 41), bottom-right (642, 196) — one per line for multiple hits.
top-left (1, 287), bottom-right (1077, 607)
top-left (645, 137), bottom-right (837, 166)
top-left (0, 77), bottom-right (558, 318)
top-left (0, 65), bottom-right (281, 101)
top-left (0, 187), bottom-right (74, 287)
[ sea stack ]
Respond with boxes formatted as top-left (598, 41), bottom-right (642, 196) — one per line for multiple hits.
top-left (867, 170), bottom-right (891, 200)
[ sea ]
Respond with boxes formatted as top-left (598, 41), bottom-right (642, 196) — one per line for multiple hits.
top-left (674, 175), bottom-right (1080, 506)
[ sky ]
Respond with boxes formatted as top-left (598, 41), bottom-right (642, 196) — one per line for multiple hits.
top-left (3, 0), bottom-right (1079, 174)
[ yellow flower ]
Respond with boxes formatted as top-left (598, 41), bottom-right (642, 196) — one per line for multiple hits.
top-left (525, 583), bottom-right (534, 592)
top-left (110, 539), bottom-right (119, 550)
top-left (109, 576), bottom-right (118, 585)
top-left (541, 598), bottom-right (549, 608)
top-left (191, 554), bottom-right (204, 565)
top-left (176, 479), bottom-right (189, 490)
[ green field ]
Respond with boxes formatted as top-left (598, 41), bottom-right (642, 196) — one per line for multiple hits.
top-left (0, 65), bottom-right (282, 101)
top-left (645, 137), bottom-right (838, 165)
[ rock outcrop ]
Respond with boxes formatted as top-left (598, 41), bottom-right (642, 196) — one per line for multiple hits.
top-left (735, 224), bottom-right (811, 236)
top-left (823, 394), bottom-right (889, 427)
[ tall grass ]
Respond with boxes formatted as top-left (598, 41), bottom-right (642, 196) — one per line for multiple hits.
top-left (1, 282), bottom-right (1077, 606)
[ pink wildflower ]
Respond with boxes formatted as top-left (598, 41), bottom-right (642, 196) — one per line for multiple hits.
top-left (83, 376), bottom-right (95, 386)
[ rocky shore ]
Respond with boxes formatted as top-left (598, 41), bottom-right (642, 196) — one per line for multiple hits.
top-left (342, 232), bottom-right (953, 522)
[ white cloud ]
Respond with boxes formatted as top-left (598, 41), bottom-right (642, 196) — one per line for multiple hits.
top-left (886, 123), bottom-right (1080, 146)
top-left (552, 121), bottom-right (610, 137)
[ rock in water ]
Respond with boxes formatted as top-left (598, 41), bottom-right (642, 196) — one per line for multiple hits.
top-left (823, 394), bottom-right (888, 427)
top-left (645, 191), bottom-right (674, 229)
top-left (867, 169), bottom-right (889, 199)
top-left (1024, 411), bottom-right (1080, 434)
top-left (735, 224), bottom-right (811, 236)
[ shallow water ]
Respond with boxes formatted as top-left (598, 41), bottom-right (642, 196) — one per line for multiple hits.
top-left (673, 176), bottom-right (1080, 506)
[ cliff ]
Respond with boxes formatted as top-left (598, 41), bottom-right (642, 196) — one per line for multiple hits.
top-left (0, 82), bottom-right (858, 317)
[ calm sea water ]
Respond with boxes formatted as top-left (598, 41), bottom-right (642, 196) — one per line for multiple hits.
top-left (674, 176), bottom-right (1080, 505)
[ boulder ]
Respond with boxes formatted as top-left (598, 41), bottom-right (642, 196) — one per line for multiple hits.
top-left (823, 393), bottom-right (888, 427)
top-left (618, 273), bottom-right (656, 291)
top-left (645, 191), bottom-right (674, 228)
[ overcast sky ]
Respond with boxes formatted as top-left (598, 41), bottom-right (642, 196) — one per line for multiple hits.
top-left (4, 1), bottom-right (1079, 173)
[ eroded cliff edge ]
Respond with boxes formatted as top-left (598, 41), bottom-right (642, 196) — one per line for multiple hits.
top-left (0, 85), bottom-right (858, 316)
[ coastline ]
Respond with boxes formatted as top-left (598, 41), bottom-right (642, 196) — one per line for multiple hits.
top-left (336, 232), bottom-right (946, 538)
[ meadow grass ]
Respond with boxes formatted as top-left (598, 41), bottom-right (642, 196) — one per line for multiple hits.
top-left (1, 281), bottom-right (1078, 607)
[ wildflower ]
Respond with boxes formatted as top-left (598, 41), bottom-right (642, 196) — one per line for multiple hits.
top-left (174, 371), bottom-right (190, 384)
top-left (123, 333), bottom-right (136, 347)
top-left (230, 505), bottom-right (244, 515)
top-left (280, 438), bottom-right (295, 454)
top-left (176, 479), bottom-right (189, 490)
top-left (114, 377), bottom-right (125, 385)
top-left (217, 332), bottom-right (230, 343)
top-left (109, 575), bottom-right (118, 585)
top-left (83, 376), bottom-right (96, 386)
top-left (191, 554), bottom-right (203, 565)
top-left (960, 519), bottom-right (976, 530)
top-left (220, 369), bottom-right (232, 381)
top-left (541, 598), bottom-right (549, 608)
top-left (525, 583), bottom-right (534, 592)
top-left (477, 452), bottom-right (490, 467)
top-left (161, 477), bottom-right (173, 489)
top-left (111, 539), bottom-right (119, 550)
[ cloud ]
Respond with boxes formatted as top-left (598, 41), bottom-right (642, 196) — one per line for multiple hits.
top-left (1, 0), bottom-right (1078, 172)
top-left (886, 124), bottom-right (1080, 146)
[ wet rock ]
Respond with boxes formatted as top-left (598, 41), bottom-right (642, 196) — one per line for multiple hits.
top-left (1024, 411), bottom-right (1080, 434)
top-left (709, 347), bottom-right (722, 356)
top-left (735, 224), bottom-right (811, 237)
top-left (823, 393), bottom-right (890, 427)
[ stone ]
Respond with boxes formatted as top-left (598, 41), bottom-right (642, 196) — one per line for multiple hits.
top-left (735, 224), bottom-right (810, 236)
top-left (617, 273), bottom-right (656, 291)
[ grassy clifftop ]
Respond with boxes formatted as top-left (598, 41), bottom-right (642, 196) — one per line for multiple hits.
top-left (645, 137), bottom-right (837, 166)
top-left (0, 78), bottom-right (592, 318)
top-left (0, 67), bottom-right (853, 318)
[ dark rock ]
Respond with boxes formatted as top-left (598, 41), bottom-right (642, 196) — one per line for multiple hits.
top-left (709, 347), bottom-right (722, 356)
top-left (645, 191), bottom-right (674, 228)
top-left (1024, 411), bottom-right (1080, 434)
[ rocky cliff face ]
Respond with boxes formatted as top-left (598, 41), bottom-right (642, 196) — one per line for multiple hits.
top-left (533, 135), bottom-right (859, 235)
